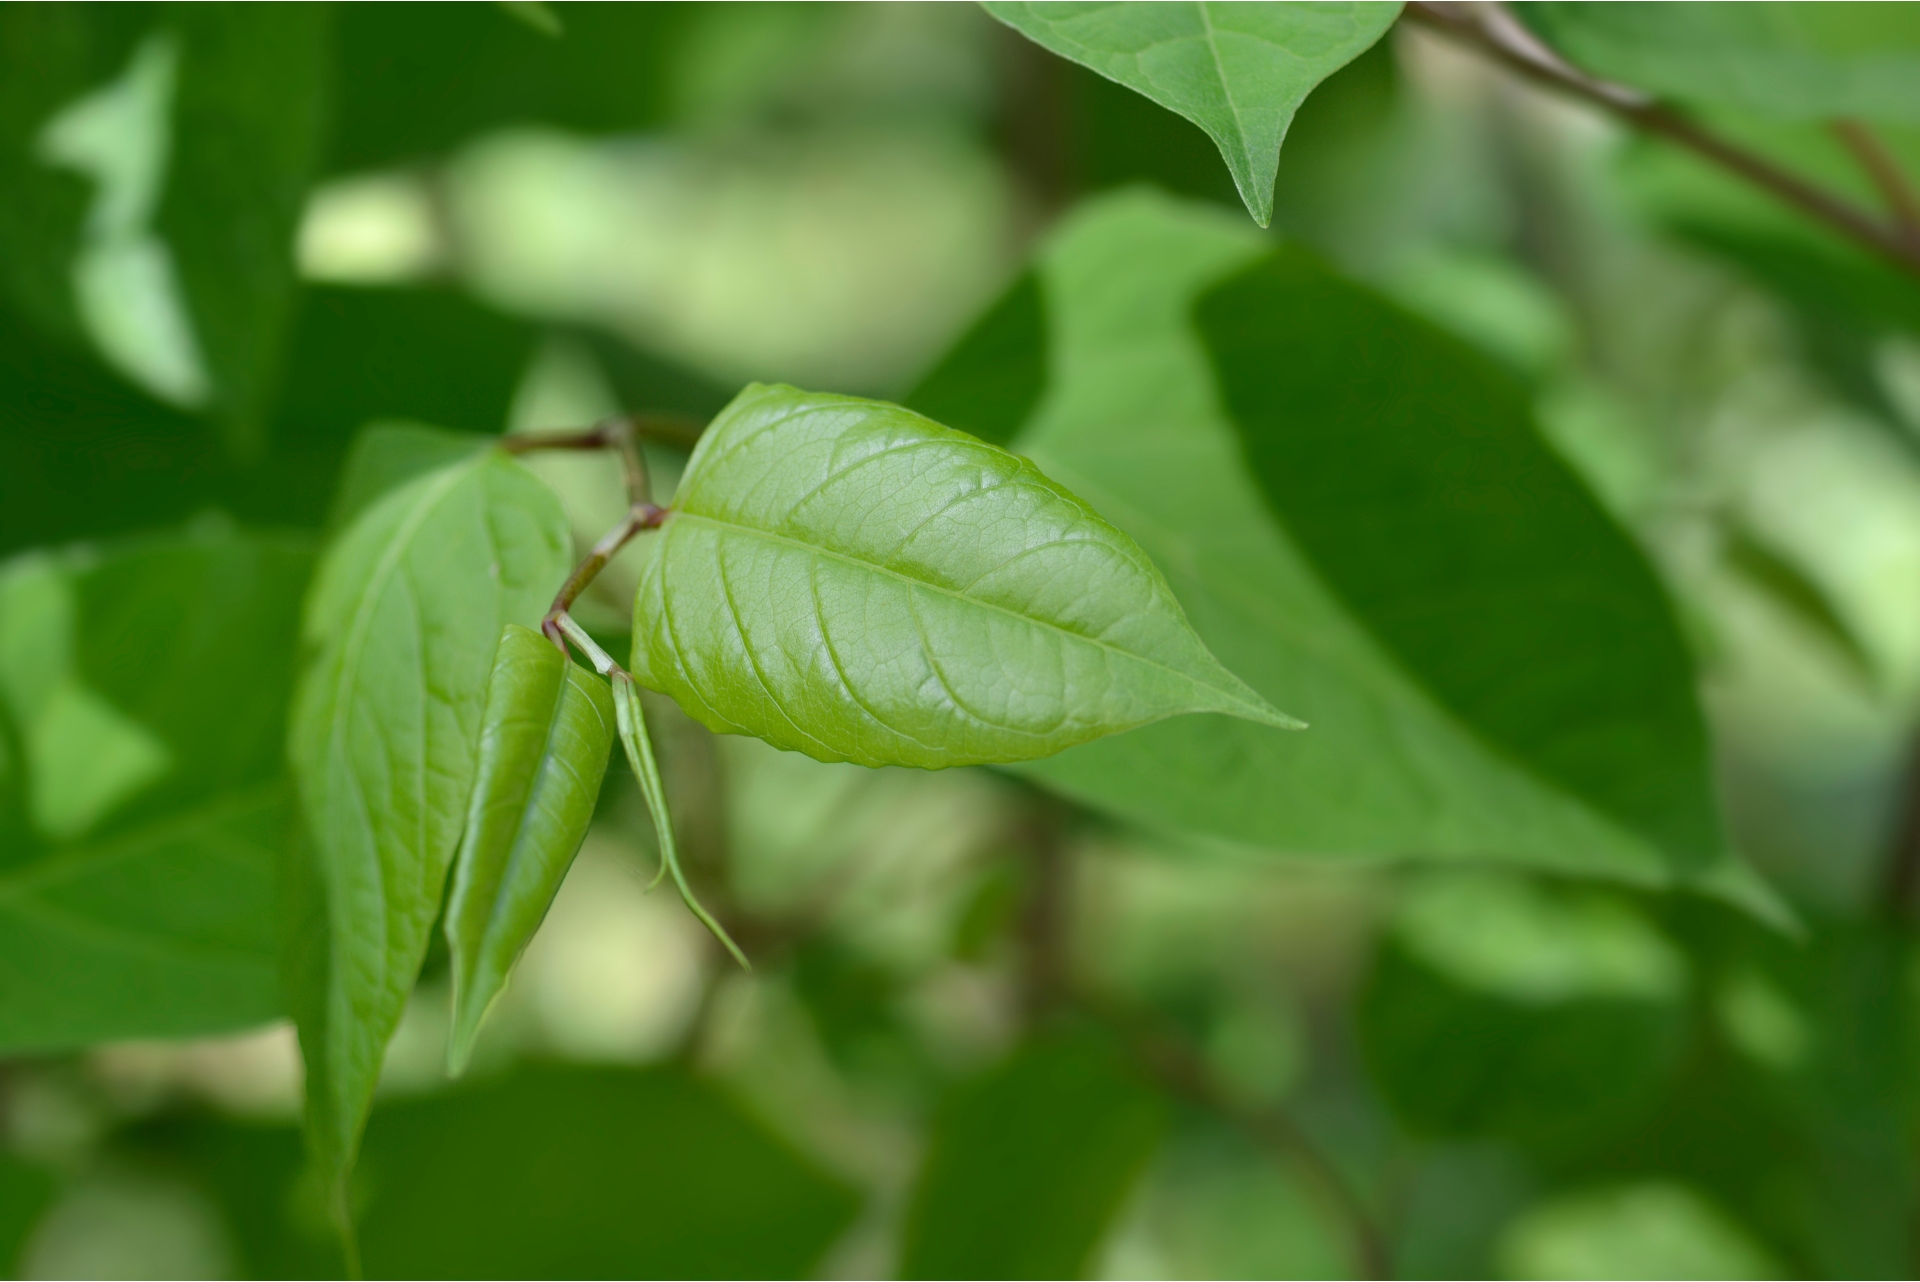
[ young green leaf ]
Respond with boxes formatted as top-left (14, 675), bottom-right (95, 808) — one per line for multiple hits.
top-left (627, 383), bottom-right (1299, 771)
top-left (981, 2), bottom-right (1401, 226)
top-left (287, 445), bottom-right (571, 1193)
top-left (444, 625), bottom-right (617, 1073)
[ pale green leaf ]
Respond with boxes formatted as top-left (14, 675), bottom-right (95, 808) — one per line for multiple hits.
top-left (628, 383), bottom-right (1298, 772)
top-left (1520, 3), bottom-right (1920, 124)
top-left (981, 1), bottom-right (1401, 226)
top-left (942, 191), bottom-right (1772, 908)
top-left (444, 625), bottom-right (616, 1073)
top-left (288, 446), bottom-right (571, 1187)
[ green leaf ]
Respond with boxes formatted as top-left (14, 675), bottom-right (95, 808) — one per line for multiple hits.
top-left (156, 4), bottom-right (330, 456)
top-left (0, 518), bottom-right (310, 1050)
top-left (904, 270), bottom-right (1049, 448)
top-left (0, 6), bottom-right (328, 453)
top-left (1722, 525), bottom-right (1878, 683)
top-left (132, 1064), bottom-right (862, 1279)
top-left (1498, 1183), bottom-right (1783, 1282)
top-left (287, 445), bottom-right (571, 1191)
top-left (628, 382), bottom-right (1298, 771)
top-left (900, 1027), bottom-right (1167, 1278)
top-left (1358, 874), bottom-right (1689, 1147)
top-left (980, 2), bottom-right (1401, 226)
top-left (973, 192), bottom-right (1770, 906)
top-left (1518, 3), bottom-right (1920, 124)
top-left (444, 624), bottom-right (616, 1072)
top-left (1199, 248), bottom-right (1721, 878)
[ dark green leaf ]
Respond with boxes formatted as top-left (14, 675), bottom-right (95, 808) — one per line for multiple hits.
top-left (133, 1064), bottom-right (862, 1280)
top-left (325, 3), bottom-right (686, 173)
top-left (1519, 3), bottom-right (1920, 124)
top-left (0, 518), bottom-right (309, 1050)
top-left (286, 445), bottom-right (571, 1188)
top-left (982, 1), bottom-right (1402, 226)
top-left (900, 1028), bottom-right (1167, 1279)
top-left (904, 270), bottom-right (1049, 447)
top-left (629, 382), bottom-right (1298, 770)
top-left (156, 4), bottom-right (330, 456)
top-left (0, 1156), bottom-right (57, 1277)
top-left (1358, 874), bottom-right (1689, 1147)
top-left (1200, 247), bottom-right (1721, 878)
top-left (988, 193), bottom-right (1770, 908)
top-left (444, 624), bottom-right (616, 1071)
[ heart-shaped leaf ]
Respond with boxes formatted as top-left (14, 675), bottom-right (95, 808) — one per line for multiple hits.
top-left (982, 1), bottom-right (1401, 226)
top-left (287, 439), bottom-right (570, 1192)
top-left (628, 383), bottom-right (1298, 770)
top-left (444, 624), bottom-right (616, 1073)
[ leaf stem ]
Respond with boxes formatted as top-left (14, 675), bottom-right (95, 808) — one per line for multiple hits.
top-left (1402, 2), bottom-right (1920, 282)
top-left (1831, 119), bottom-right (1920, 249)
top-left (499, 411), bottom-right (704, 503)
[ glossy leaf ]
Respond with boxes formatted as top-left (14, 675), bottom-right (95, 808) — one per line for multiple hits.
top-left (287, 445), bottom-right (571, 1190)
top-left (1519, 3), bottom-right (1920, 124)
top-left (444, 624), bottom-right (616, 1072)
top-left (981, 2), bottom-right (1401, 226)
top-left (629, 383), bottom-right (1296, 771)
top-left (900, 1028), bottom-right (1167, 1278)
top-left (0, 519), bottom-right (309, 1050)
top-left (947, 192), bottom-right (1773, 905)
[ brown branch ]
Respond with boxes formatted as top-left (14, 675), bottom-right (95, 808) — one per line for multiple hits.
top-left (1832, 119), bottom-right (1920, 248)
top-left (1403, 2), bottom-right (1920, 282)
top-left (1015, 796), bottom-right (1073, 1028)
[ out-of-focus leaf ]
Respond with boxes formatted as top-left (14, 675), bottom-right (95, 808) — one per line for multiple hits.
top-left (1358, 875), bottom-right (1689, 1147)
top-left (1199, 248), bottom-right (1724, 880)
top-left (979, 192), bottom-right (1769, 906)
top-left (0, 1156), bottom-right (57, 1276)
top-left (1722, 525), bottom-right (1877, 682)
top-left (904, 271), bottom-right (1048, 447)
top-left (900, 1027), bottom-right (1167, 1279)
top-left (982, 2), bottom-right (1401, 226)
top-left (0, 518), bottom-right (310, 1050)
top-left (444, 625), bottom-right (616, 1071)
top-left (1497, 1181), bottom-right (1782, 1281)
top-left (1519, 3), bottom-right (1920, 124)
top-left (156, 5), bottom-right (330, 456)
top-left (1581, 913), bottom-right (1914, 1278)
top-left (0, 6), bottom-right (328, 453)
top-left (134, 1064), bottom-right (861, 1280)
top-left (325, 3), bottom-right (685, 173)
top-left (629, 383), bottom-right (1298, 769)
top-left (286, 445), bottom-right (570, 1192)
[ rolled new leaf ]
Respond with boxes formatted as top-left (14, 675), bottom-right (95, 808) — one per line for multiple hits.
top-left (445, 624), bottom-right (616, 1072)
top-left (630, 384), bottom-right (1300, 770)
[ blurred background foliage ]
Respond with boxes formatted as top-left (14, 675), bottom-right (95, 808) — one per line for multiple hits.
top-left (4, 2), bottom-right (1920, 1278)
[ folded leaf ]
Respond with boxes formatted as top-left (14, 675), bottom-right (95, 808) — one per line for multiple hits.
top-left (628, 383), bottom-right (1298, 770)
top-left (287, 445), bottom-right (570, 1192)
top-left (982, 1), bottom-right (1401, 226)
top-left (444, 625), bottom-right (616, 1072)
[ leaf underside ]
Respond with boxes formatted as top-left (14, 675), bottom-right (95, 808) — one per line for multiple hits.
top-left (444, 624), bottom-right (616, 1073)
top-left (629, 382), bottom-right (1298, 771)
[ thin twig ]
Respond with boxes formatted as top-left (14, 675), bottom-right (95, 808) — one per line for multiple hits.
top-left (539, 501), bottom-right (666, 650)
top-left (1089, 994), bottom-right (1392, 1280)
top-left (1403, 2), bottom-right (1920, 282)
top-left (1831, 119), bottom-right (1920, 248)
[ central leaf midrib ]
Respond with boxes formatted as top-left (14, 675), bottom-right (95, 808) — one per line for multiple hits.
top-left (670, 509), bottom-right (1249, 709)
